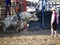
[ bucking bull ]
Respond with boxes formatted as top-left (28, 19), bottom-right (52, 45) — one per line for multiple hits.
top-left (3, 12), bottom-right (38, 32)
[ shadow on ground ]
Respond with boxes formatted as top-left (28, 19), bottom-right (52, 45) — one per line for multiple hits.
top-left (0, 29), bottom-right (60, 37)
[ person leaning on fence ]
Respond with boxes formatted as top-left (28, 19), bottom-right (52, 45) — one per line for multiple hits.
top-left (51, 7), bottom-right (59, 37)
top-left (5, 0), bottom-right (11, 17)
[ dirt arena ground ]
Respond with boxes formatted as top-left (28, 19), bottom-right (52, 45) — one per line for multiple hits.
top-left (0, 30), bottom-right (60, 45)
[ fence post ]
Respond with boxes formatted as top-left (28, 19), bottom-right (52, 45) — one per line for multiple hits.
top-left (42, 0), bottom-right (44, 29)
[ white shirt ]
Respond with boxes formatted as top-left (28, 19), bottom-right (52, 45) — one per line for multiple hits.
top-left (51, 11), bottom-right (58, 25)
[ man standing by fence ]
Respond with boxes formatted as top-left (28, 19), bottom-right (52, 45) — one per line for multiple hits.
top-left (5, 0), bottom-right (11, 17)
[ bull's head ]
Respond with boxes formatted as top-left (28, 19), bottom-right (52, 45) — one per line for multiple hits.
top-left (28, 12), bottom-right (38, 21)
top-left (19, 12), bottom-right (38, 30)
top-left (20, 12), bottom-right (38, 22)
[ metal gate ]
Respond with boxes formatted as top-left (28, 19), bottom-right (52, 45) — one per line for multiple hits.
top-left (27, 0), bottom-right (60, 30)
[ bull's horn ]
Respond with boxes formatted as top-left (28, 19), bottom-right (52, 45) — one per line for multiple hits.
top-left (33, 12), bottom-right (36, 15)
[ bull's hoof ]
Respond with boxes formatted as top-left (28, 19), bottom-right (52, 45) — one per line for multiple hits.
top-left (18, 29), bottom-right (21, 32)
top-left (16, 29), bottom-right (21, 32)
top-left (3, 28), bottom-right (6, 32)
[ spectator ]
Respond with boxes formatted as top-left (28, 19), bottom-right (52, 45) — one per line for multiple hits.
top-left (5, 0), bottom-right (11, 17)
top-left (15, 0), bottom-right (23, 21)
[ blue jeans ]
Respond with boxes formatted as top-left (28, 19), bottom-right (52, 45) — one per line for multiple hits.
top-left (5, 4), bottom-right (11, 17)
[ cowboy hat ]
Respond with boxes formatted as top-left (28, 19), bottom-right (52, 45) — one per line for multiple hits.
top-left (51, 7), bottom-right (56, 11)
